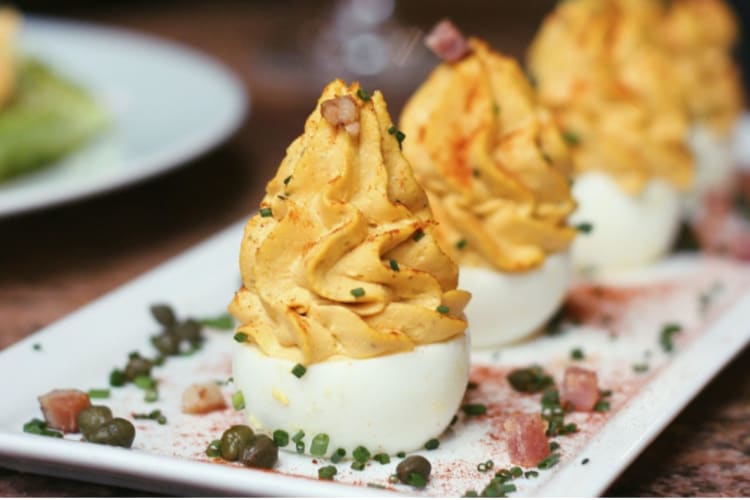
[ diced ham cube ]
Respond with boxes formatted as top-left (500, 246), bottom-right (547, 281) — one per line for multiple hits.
top-left (424, 19), bottom-right (470, 62)
top-left (561, 367), bottom-right (599, 412)
top-left (503, 413), bottom-right (550, 468)
top-left (182, 382), bottom-right (227, 414)
top-left (38, 389), bottom-right (91, 433)
top-left (320, 95), bottom-right (360, 136)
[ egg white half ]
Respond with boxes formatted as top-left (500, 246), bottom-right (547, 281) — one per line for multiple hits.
top-left (459, 252), bottom-right (571, 349)
top-left (682, 123), bottom-right (736, 217)
top-left (232, 335), bottom-right (469, 456)
top-left (570, 171), bottom-right (681, 271)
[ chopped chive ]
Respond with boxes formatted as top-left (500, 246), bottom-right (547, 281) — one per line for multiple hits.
top-left (413, 228), bottom-right (425, 241)
top-left (594, 400), bottom-right (611, 412)
top-left (292, 430), bottom-right (305, 443)
top-left (134, 375), bottom-right (156, 390)
top-left (373, 452), bottom-right (390, 464)
top-left (367, 483), bottom-right (386, 489)
top-left (205, 440), bottom-right (221, 457)
top-left (477, 459), bottom-right (494, 472)
top-left (465, 490), bottom-right (479, 497)
top-left (633, 363), bottom-right (650, 373)
top-left (406, 472), bottom-right (427, 488)
top-left (575, 222), bottom-right (593, 234)
top-left (510, 466), bottom-right (523, 478)
top-left (353, 445), bottom-right (371, 463)
top-left (456, 238), bottom-right (467, 250)
top-left (524, 470), bottom-right (539, 478)
top-left (562, 130), bottom-right (580, 146)
top-left (318, 465), bottom-right (337, 480)
top-left (493, 103), bottom-right (500, 115)
top-left (537, 452), bottom-right (561, 470)
top-left (424, 438), bottom-right (439, 450)
top-left (350, 287), bottom-right (365, 298)
top-left (296, 440), bottom-right (305, 453)
top-left (549, 441), bottom-right (560, 451)
top-left (387, 125), bottom-right (406, 149)
top-left (467, 381), bottom-right (479, 390)
top-left (396, 451), bottom-right (406, 458)
top-left (32, 343), bottom-right (42, 351)
top-left (23, 418), bottom-right (62, 438)
top-left (133, 409), bottom-right (167, 424)
top-left (450, 414), bottom-right (458, 426)
top-left (291, 363), bottom-right (307, 378)
top-left (283, 175), bottom-right (292, 185)
top-left (660, 323), bottom-right (682, 353)
top-left (88, 388), bottom-right (110, 399)
top-left (581, 458), bottom-right (590, 465)
top-left (351, 461), bottom-right (365, 471)
top-left (389, 259), bottom-right (400, 272)
top-left (232, 391), bottom-right (245, 410)
top-left (233, 332), bottom-right (248, 343)
top-left (570, 347), bottom-right (585, 360)
top-left (600, 389), bottom-right (613, 398)
top-left (436, 305), bottom-right (450, 314)
top-left (273, 430), bottom-right (289, 447)
top-left (462, 403), bottom-right (487, 416)
top-left (199, 314), bottom-right (234, 330)
top-left (310, 433), bottom-right (330, 457)
top-left (259, 207), bottom-right (273, 218)
top-left (356, 88), bottom-right (371, 101)
top-left (331, 447), bottom-right (346, 463)
top-left (109, 369), bottom-right (126, 387)
top-left (507, 365), bottom-right (554, 394)
top-left (144, 389), bottom-right (158, 403)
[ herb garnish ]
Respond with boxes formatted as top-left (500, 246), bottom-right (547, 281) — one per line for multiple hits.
top-left (537, 452), bottom-right (561, 470)
top-left (389, 259), bottom-right (400, 271)
top-left (424, 438), bottom-right (440, 450)
top-left (373, 452), bottom-right (390, 464)
top-left (232, 391), bottom-right (245, 410)
top-left (413, 229), bottom-right (425, 241)
top-left (507, 365), bottom-right (554, 394)
top-left (356, 88), bottom-right (371, 101)
top-left (233, 332), bottom-right (248, 343)
top-left (310, 433), bottom-right (330, 457)
top-left (541, 389), bottom-right (577, 436)
top-left (273, 429), bottom-right (289, 447)
top-left (259, 207), bottom-right (273, 218)
top-left (88, 388), bottom-right (110, 399)
top-left (659, 323), bottom-right (682, 353)
top-left (23, 418), bottom-right (62, 438)
top-left (633, 363), bottom-right (649, 374)
top-left (456, 238), bottom-right (468, 250)
top-left (199, 314), bottom-right (234, 330)
top-left (570, 347), bottom-right (585, 361)
top-left (291, 363), bottom-right (307, 378)
top-left (133, 409), bottom-right (167, 425)
top-left (462, 403), bottom-right (487, 416)
top-left (387, 125), bottom-right (406, 150)
top-left (562, 130), bottom-right (580, 146)
top-left (350, 287), bottom-right (365, 298)
top-left (436, 305), bottom-right (450, 314)
top-left (318, 465), bottom-right (337, 480)
top-left (575, 222), bottom-right (593, 234)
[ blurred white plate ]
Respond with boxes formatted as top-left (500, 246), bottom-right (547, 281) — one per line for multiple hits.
top-left (0, 16), bottom-right (247, 217)
top-left (0, 218), bottom-right (749, 496)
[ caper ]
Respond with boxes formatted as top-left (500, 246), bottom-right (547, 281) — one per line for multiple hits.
top-left (124, 355), bottom-right (153, 381)
top-left (150, 304), bottom-right (176, 326)
top-left (151, 332), bottom-right (181, 356)
top-left (87, 418), bottom-right (135, 448)
top-left (396, 455), bottom-right (431, 485)
top-left (174, 319), bottom-right (202, 342)
top-left (239, 434), bottom-right (278, 469)
top-left (220, 425), bottom-right (255, 461)
top-left (77, 405), bottom-right (113, 439)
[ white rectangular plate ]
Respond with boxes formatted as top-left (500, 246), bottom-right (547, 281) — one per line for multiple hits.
top-left (1, 221), bottom-right (750, 497)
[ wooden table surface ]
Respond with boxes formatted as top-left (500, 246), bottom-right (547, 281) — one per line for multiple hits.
top-left (2, 0), bottom-right (749, 496)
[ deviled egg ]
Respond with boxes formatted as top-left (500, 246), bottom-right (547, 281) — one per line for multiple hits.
top-left (658, 0), bottom-right (744, 213)
top-left (528, 0), bottom-right (694, 271)
top-left (400, 21), bottom-right (577, 348)
top-left (228, 80), bottom-right (471, 457)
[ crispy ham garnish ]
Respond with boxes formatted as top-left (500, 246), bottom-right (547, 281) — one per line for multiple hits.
top-left (425, 19), bottom-right (470, 62)
top-left (503, 412), bottom-right (550, 468)
top-left (38, 389), bottom-right (91, 433)
top-left (560, 366), bottom-right (599, 412)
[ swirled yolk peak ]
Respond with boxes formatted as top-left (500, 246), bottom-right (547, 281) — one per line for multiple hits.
top-left (528, 0), bottom-right (694, 195)
top-left (659, 0), bottom-right (744, 135)
top-left (229, 80), bottom-right (471, 365)
top-left (400, 37), bottom-right (577, 273)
